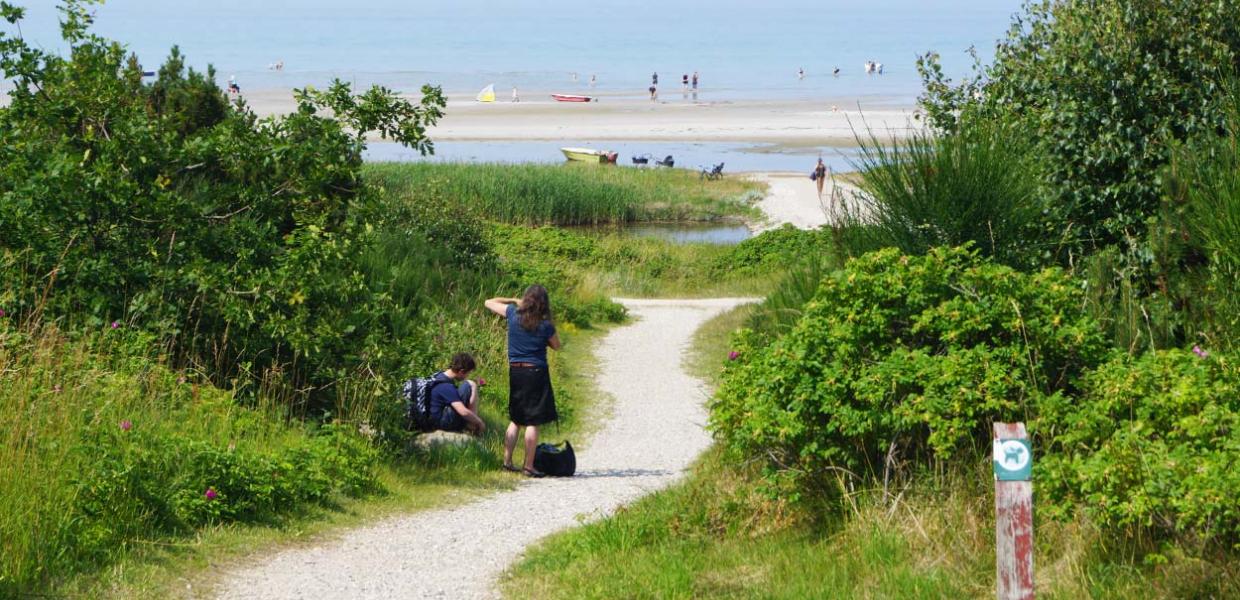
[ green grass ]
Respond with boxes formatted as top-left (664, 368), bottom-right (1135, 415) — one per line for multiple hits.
top-left (503, 300), bottom-right (1240, 600)
top-left (2, 312), bottom-right (612, 599)
top-left (685, 303), bottom-right (755, 385)
top-left (365, 162), bottom-right (763, 226)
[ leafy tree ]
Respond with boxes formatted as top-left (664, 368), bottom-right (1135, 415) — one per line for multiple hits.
top-left (918, 0), bottom-right (1240, 251)
top-left (0, 0), bottom-right (446, 404)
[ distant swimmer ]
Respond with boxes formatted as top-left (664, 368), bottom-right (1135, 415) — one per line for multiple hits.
top-left (833, 66), bottom-right (840, 77)
top-left (798, 67), bottom-right (805, 80)
top-left (571, 71), bottom-right (578, 82)
top-left (652, 72), bottom-right (658, 86)
top-left (682, 73), bottom-right (689, 91)
top-left (589, 74), bottom-right (597, 87)
top-left (877, 62), bottom-right (884, 74)
top-left (865, 61), bottom-right (873, 74)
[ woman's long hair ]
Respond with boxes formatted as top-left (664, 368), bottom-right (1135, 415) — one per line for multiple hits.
top-left (517, 284), bottom-right (552, 332)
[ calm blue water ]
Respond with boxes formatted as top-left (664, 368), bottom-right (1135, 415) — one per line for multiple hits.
top-left (9, 0), bottom-right (1022, 103)
top-left (365, 140), bottom-right (862, 173)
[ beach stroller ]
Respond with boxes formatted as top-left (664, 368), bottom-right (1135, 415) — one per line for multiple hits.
top-left (700, 162), bottom-right (725, 180)
top-left (654, 155), bottom-right (675, 168)
top-left (632, 154), bottom-right (651, 166)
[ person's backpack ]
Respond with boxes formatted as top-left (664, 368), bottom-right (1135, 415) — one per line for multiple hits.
top-left (402, 374), bottom-right (446, 433)
top-left (533, 441), bottom-right (576, 477)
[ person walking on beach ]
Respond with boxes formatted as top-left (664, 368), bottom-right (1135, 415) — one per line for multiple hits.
top-left (649, 84), bottom-right (658, 101)
top-left (813, 157), bottom-right (829, 198)
top-left (486, 286), bottom-right (562, 478)
top-left (692, 71), bottom-right (699, 90)
top-left (682, 73), bottom-right (689, 92)
top-left (512, 85), bottom-right (520, 102)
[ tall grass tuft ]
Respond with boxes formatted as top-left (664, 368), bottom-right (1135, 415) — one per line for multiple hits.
top-left (0, 321), bottom-right (379, 596)
top-left (365, 162), bottom-right (760, 226)
top-left (836, 118), bottom-right (1047, 267)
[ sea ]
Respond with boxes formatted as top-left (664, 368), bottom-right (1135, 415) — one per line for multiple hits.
top-left (9, 0), bottom-right (1023, 170)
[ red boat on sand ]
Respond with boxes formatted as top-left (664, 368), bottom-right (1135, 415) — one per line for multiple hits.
top-left (551, 93), bottom-right (594, 103)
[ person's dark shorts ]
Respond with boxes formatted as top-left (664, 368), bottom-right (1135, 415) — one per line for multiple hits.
top-left (508, 364), bottom-right (557, 426)
top-left (435, 381), bottom-right (473, 432)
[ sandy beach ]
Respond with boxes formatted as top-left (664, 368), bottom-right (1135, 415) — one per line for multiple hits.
top-left (244, 89), bottom-right (921, 146)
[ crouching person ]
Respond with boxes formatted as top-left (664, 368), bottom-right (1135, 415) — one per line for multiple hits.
top-left (430, 353), bottom-right (486, 435)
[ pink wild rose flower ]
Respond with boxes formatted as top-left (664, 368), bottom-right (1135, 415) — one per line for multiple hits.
top-left (728, 350), bottom-right (740, 361)
top-left (205, 488), bottom-right (218, 501)
top-left (120, 419), bottom-right (132, 431)
top-left (1193, 345), bottom-right (1209, 359)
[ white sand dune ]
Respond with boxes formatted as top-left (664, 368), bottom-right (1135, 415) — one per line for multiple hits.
top-left (214, 297), bottom-right (756, 600)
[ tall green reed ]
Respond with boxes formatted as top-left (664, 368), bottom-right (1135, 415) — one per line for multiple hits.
top-left (835, 118), bottom-right (1047, 267)
top-left (365, 162), bottom-right (758, 225)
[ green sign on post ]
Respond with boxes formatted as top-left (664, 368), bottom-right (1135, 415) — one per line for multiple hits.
top-left (993, 438), bottom-right (1032, 481)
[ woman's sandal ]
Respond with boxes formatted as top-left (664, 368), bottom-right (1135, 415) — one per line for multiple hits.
top-left (522, 467), bottom-right (546, 478)
top-left (502, 463), bottom-right (522, 473)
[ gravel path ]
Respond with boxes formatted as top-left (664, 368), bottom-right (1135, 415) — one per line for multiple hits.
top-left (214, 297), bottom-right (753, 600)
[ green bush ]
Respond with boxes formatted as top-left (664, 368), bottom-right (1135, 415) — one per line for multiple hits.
top-left (1039, 348), bottom-right (1240, 543)
top-left (711, 224), bottom-right (834, 274)
top-left (919, 0), bottom-right (1240, 249)
top-left (0, 323), bottom-right (379, 595)
top-left (0, 2), bottom-right (446, 410)
top-left (711, 246), bottom-right (1109, 496)
top-left (840, 119), bottom-right (1047, 267)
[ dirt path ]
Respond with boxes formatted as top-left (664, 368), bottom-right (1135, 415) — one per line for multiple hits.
top-left (749, 171), bottom-right (868, 231)
top-left (214, 297), bottom-right (754, 600)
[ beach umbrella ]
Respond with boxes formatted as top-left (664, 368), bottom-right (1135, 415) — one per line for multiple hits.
top-left (476, 84), bottom-right (496, 103)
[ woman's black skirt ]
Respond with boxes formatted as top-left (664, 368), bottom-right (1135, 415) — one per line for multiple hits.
top-left (508, 364), bottom-right (557, 426)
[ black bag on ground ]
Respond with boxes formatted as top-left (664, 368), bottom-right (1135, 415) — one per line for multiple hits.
top-left (533, 441), bottom-right (576, 477)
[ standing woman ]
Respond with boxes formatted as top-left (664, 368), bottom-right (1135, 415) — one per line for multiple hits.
top-left (813, 157), bottom-right (829, 198)
top-left (485, 285), bottom-right (562, 477)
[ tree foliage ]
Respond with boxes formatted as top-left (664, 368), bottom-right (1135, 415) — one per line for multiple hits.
top-left (918, 0), bottom-right (1240, 250)
top-left (0, 0), bottom-right (447, 402)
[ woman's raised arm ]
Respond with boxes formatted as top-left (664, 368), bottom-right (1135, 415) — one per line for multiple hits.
top-left (485, 297), bottom-right (516, 317)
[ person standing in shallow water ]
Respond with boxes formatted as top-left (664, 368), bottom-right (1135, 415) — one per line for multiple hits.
top-left (486, 285), bottom-right (562, 478)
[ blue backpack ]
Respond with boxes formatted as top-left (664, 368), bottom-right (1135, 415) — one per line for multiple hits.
top-left (403, 373), bottom-right (447, 432)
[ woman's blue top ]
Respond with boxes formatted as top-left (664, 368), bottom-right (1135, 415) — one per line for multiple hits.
top-left (506, 304), bottom-right (556, 367)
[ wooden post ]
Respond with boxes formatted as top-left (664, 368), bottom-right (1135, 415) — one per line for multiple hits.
top-left (993, 422), bottom-right (1034, 600)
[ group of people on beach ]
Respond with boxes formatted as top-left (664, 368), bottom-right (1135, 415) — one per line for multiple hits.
top-left (424, 285), bottom-right (562, 478)
top-left (648, 70), bottom-right (699, 100)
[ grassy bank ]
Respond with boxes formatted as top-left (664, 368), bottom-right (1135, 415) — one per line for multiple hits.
top-left (13, 316), bottom-right (613, 599)
top-left (504, 303), bottom-right (1240, 600)
top-left (365, 162), bottom-right (763, 225)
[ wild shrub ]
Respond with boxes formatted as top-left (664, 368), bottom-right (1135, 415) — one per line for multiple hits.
top-left (711, 246), bottom-right (1109, 497)
top-left (839, 119), bottom-right (1047, 267)
top-left (919, 0), bottom-right (1240, 250)
top-left (0, 2), bottom-right (446, 409)
top-left (0, 322), bottom-right (378, 594)
top-left (1038, 348), bottom-right (1240, 543)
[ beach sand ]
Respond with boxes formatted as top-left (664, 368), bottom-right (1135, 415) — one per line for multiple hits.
top-left (243, 89), bottom-right (921, 145)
